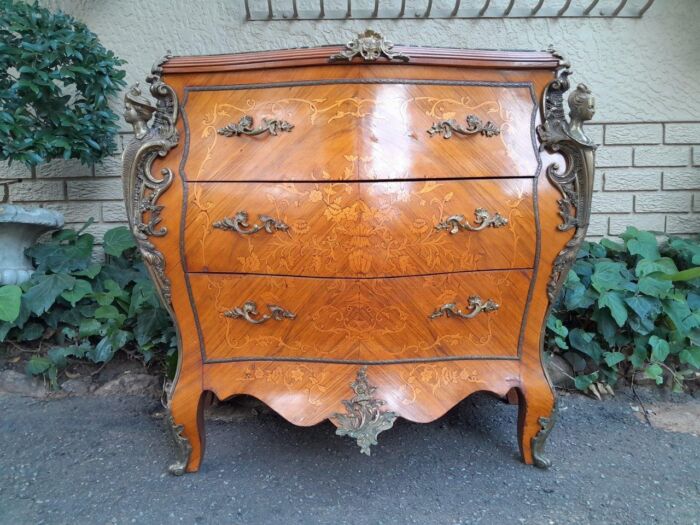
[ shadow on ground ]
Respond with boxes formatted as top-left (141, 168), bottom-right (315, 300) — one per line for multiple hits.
top-left (0, 391), bottom-right (698, 524)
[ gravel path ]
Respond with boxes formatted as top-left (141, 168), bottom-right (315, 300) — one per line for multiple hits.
top-left (0, 391), bottom-right (698, 525)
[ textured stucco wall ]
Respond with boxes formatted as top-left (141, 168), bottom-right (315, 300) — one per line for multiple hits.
top-left (2, 0), bottom-right (699, 239)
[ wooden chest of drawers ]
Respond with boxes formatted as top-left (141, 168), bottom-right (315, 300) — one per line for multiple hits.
top-left (121, 31), bottom-right (596, 474)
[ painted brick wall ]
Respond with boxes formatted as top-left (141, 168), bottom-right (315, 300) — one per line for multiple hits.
top-left (2, 0), bottom-right (699, 241)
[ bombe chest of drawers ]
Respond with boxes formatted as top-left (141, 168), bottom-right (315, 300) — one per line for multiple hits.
top-left (121, 31), bottom-right (596, 474)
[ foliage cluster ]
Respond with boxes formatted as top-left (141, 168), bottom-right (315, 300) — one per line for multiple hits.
top-left (547, 227), bottom-right (700, 395)
top-left (0, 224), bottom-right (177, 386)
top-left (0, 0), bottom-right (126, 166)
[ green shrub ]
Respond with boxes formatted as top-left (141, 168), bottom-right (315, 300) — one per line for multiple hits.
top-left (0, 224), bottom-right (177, 386)
top-left (0, 0), bottom-right (126, 165)
top-left (547, 227), bottom-right (700, 394)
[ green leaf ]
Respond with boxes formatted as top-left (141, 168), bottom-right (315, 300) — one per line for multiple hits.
top-left (568, 328), bottom-right (602, 362)
top-left (679, 347), bottom-right (700, 369)
top-left (638, 276), bottom-right (673, 298)
top-left (60, 279), bottom-right (92, 306)
top-left (87, 336), bottom-right (114, 363)
top-left (648, 335), bottom-right (670, 362)
top-left (603, 351), bottom-right (626, 367)
top-left (591, 261), bottom-right (629, 293)
top-left (78, 318), bottom-right (102, 337)
top-left (26, 357), bottom-right (51, 375)
top-left (574, 371), bottom-right (599, 392)
top-left (103, 227), bottom-right (136, 257)
top-left (644, 363), bottom-right (664, 385)
top-left (635, 257), bottom-right (678, 277)
top-left (626, 230), bottom-right (660, 260)
top-left (22, 274), bottom-right (76, 316)
top-left (94, 304), bottom-right (122, 320)
top-left (663, 299), bottom-right (700, 335)
top-left (0, 285), bottom-right (22, 322)
top-left (597, 291), bottom-right (628, 327)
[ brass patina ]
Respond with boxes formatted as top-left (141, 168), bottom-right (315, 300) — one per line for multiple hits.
top-left (332, 367), bottom-right (398, 455)
top-left (435, 208), bottom-right (508, 234)
top-left (223, 301), bottom-right (296, 324)
top-left (213, 211), bottom-right (290, 236)
top-left (217, 115), bottom-right (294, 137)
top-left (429, 295), bottom-right (500, 320)
top-left (428, 114), bottom-right (500, 138)
top-left (329, 29), bottom-right (409, 63)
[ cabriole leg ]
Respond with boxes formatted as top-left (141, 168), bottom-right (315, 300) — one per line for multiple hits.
top-left (516, 377), bottom-right (556, 469)
top-left (166, 388), bottom-right (206, 475)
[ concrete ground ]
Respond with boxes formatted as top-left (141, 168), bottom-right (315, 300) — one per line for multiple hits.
top-left (0, 390), bottom-right (698, 525)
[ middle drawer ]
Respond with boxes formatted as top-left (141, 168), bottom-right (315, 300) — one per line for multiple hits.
top-left (184, 178), bottom-right (535, 277)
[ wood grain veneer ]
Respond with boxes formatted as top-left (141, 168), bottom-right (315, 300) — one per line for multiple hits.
top-left (121, 34), bottom-right (596, 474)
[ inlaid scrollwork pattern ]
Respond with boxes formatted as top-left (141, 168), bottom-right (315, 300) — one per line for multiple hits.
top-left (217, 115), bottom-right (294, 137)
top-left (223, 301), bottom-right (296, 324)
top-left (329, 29), bottom-right (409, 63)
top-left (435, 208), bottom-right (508, 234)
top-left (427, 114), bottom-right (500, 139)
top-left (213, 211), bottom-right (289, 236)
top-left (332, 366), bottom-right (398, 456)
top-left (122, 56), bottom-right (178, 307)
top-left (429, 295), bottom-right (499, 320)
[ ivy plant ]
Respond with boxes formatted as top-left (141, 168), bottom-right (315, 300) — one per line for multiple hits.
top-left (0, 0), bottom-right (126, 166)
top-left (546, 227), bottom-right (700, 395)
top-left (0, 224), bottom-right (177, 387)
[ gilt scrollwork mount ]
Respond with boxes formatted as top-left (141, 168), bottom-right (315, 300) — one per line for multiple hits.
top-left (223, 301), bottom-right (296, 324)
top-left (428, 114), bottom-right (501, 139)
top-left (537, 49), bottom-right (597, 303)
top-left (429, 295), bottom-right (500, 320)
top-left (122, 55), bottom-right (179, 308)
top-left (217, 115), bottom-right (294, 137)
top-left (213, 211), bottom-right (289, 236)
top-left (332, 366), bottom-right (398, 456)
top-left (435, 208), bottom-right (508, 234)
top-left (329, 30), bottom-right (409, 63)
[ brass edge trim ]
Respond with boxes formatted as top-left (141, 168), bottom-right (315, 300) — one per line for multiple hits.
top-left (203, 355), bottom-right (520, 365)
top-left (531, 400), bottom-right (557, 469)
top-left (331, 366), bottom-right (398, 455)
top-left (165, 412), bottom-right (192, 476)
top-left (536, 50), bottom-right (596, 303)
top-left (122, 55), bottom-right (179, 308)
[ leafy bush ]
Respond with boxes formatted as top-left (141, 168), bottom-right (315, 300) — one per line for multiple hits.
top-left (0, 0), bottom-right (126, 165)
top-left (0, 224), bottom-right (176, 386)
top-left (547, 227), bottom-right (700, 394)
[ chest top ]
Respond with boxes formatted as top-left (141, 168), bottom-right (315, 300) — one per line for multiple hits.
top-left (121, 31), bottom-right (596, 473)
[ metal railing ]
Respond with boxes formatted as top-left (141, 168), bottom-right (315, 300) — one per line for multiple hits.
top-left (244, 0), bottom-right (656, 21)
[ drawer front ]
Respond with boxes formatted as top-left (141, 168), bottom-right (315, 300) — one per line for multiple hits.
top-left (190, 270), bottom-right (531, 362)
top-left (185, 178), bottom-right (535, 276)
top-left (182, 81), bottom-right (538, 182)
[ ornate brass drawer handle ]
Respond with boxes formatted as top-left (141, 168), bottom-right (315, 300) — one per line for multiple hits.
top-left (427, 114), bottom-right (500, 139)
top-left (217, 115), bottom-right (294, 137)
top-left (436, 208), bottom-right (508, 234)
top-left (430, 296), bottom-right (499, 320)
top-left (213, 211), bottom-right (289, 235)
top-left (223, 301), bottom-right (296, 324)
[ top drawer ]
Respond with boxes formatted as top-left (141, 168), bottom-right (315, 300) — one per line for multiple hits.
top-left (181, 80), bottom-right (539, 182)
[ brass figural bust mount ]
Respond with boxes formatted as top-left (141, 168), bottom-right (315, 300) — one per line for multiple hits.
top-left (121, 32), bottom-right (595, 474)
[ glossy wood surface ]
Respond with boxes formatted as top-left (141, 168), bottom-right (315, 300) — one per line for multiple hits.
top-left (184, 178), bottom-right (536, 276)
top-left (183, 82), bottom-right (539, 181)
top-left (189, 269), bottom-right (531, 362)
top-left (136, 48), bottom-right (571, 472)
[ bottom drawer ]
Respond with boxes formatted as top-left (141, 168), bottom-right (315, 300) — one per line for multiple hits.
top-left (189, 270), bottom-right (532, 363)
